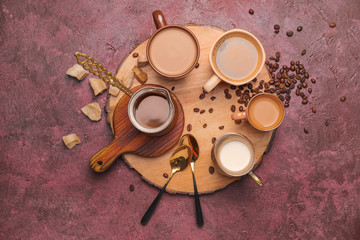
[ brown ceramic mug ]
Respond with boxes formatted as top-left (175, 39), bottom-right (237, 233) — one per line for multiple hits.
top-left (146, 10), bottom-right (200, 80)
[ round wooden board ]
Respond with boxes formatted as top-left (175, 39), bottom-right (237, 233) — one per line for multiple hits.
top-left (107, 25), bottom-right (274, 194)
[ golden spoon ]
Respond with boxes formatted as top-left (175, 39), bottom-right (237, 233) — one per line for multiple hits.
top-left (141, 145), bottom-right (192, 226)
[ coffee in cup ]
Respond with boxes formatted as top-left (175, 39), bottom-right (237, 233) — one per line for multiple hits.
top-left (231, 93), bottom-right (285, 131)
top-left (147, 10), bottom-right (200, 79)
top-left (203, 29), bottom-right (265, 92)
top-left (211, 133), bottom-right (263, 186)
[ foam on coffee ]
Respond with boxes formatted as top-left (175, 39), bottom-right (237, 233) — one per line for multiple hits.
top-left (149, 27), bottom-right (197, 76)
top-left (215, 36), bottom-right (259, 80)
top-left (248, 94), bottom-right (284, 130)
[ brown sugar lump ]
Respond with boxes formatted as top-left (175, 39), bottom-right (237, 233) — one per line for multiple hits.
top-left (137, 54), bottom-right (149, 68)
top-left (132, 66), bottom-right (148, 84)
top-left (89, 78), bottom-right (107, 96)
top-left (108, 85), bottom-right (120, 97)
top-left (66, 64), bottom-right (89, 81)
top-left (81, 102), bottom-right (101, 121)
top-left (62, 133), bottom-right (81, 149)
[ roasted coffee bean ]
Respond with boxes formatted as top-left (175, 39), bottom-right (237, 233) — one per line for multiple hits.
top-left (296, 61), bottom-right (300, 66)
top-left (209, 108), bottom-right (214, 113)
top-left (296, 89), bottom-right (300, 96)
top-left (276, 90), bottom-right (281, 95)
top-left (279, 95), bottom-right (285, 101)
top-left (264, 82), bottom-right (270, 89)
top-left (300, 69), bottom-right (306, 75)
top-left (211, 137), bottom-right (216, 144)
top-left (285, 82), bottom-right (290, 87)
top-left (254, 88), bottom-right (261, 93)
top-left (289, 74), bottom-right (295, 79)
top-left (199, 93), bottom-right (205, 100)
top-left (264, 89), bottom-right (270, 93)
top-left (252, 78), bottom-right (257, 82)
top-left (265, 60), bottom-right (270, 65)
top-left (270, 88), bottom-right (276, 93)
top-left (287, 89), bottom-right (291, 94)
top-left (280, 83), bottom-right (285, 88)
top-left (280, 78), bottom-right (285, 83)
top-left (297, 26), bottom-right (303, 32)
top-left (249, 9), bottom-right (254, 15)
top-left (276, 52), bottom-right (281, 58)
top-left (132, 53), bottom-right (139, 58)
top-left (292, 79), bottom-right (298, 84)
top-left (210, 96), bottom-right (216, 101)
top-left (299, 64), bottom-right (304, 69)
top-left (171, 86), bottom-right (175, 91)
top-left (225, 93), bottom-right (232, 99)
top-left (304, 72), bottom-right (309, 78)
top-left (258, 85), bottom-right (263, 90)
top-left (275, 82), bottom-right (280, 87)
top-left (290, 83), bottom-right (295, 89)
top-left (219, 126), bottom-right (224, 130)
top-left (274, 24), bottom-right (280, 30)
top-left (203, 123), bottom-right (207, 128)
top-left (281, 88), bottom-right (287, 93)
top-left (275, 57), bottom-right (279, 62)
top-left (271, 73), bottom-right (276, 79)
top-left (300, 92), bottom-right (305, 98)
top-left (295, 75), bottom-right (300, 80)
top-left (325, 119), bottom-right (330, 126)
top-left (231, 105), bottom-right (236, 112)
top-left (200, 109), bottom-right (205, 114)
top-left (224, 89), bottom-right (229, 94)
top-left (193, 108), bottom-right (200, 112)
top-left (312, 107), bottom-right (316, 113)
top-left (340, 96), bottom-right (346, 102)
top-left (302, 99), bottom-right (308, 105)
top-left (130, 185), bottom-right (135, 192)
top-left (247, 83), bottom-right (253, 89)
top-left (290, 61), bottom-right (295, 65)
top-left (260, 80), bottom-right (265, 86)
top-left (301, 49), bottom-right (306, 56)
top-left (289, 65), bottom-right (295, 71)
top-left (209, 166), bottom-right (215, 174)
top-left (329, 22), bottom-right (336, 28)
top-left (304, 128), bottom-right (309, 134)
top-left (239, 106), bottom-right (244, 111)
top-left (284, 103), bottom-right (289, 108)
top-left (282, 65), bottom-right (287, 70)
top-left (275, 29), bottom-right (279, 34)
top-left (235, 119), bottom-right (242, 124)
top-left (195, 62), bottom-right (200, 68)
top-left (230, 85), bottom-right (236, 90)
top-left (297, 84), bottom-right (302, 89)
top-left (244, 90), bottom-right (250, 94)
top-left (269, 56), bottom-right (276, 61)
top-left (285, 94), bottom-right (291, 101)
top-left (238, 85), bottom-right (244, 90)
top-left (187, 124), bottom-right (192, 131)
top-left (235, 89), bottom-right (241, 96)
top-left (163, 173), bottom-right (169, 178)
top-left (302, 82), bottom-right (308, 88)
top-left (311, 78), bottom-right (316, 84)
top-left (269, 80), bottom-right (275, 85)
top-left (308, 88), bottom-right (312, 93)
top-left (296, 68), bottom-right (300, 74)
top-left (286, 30), bottom-right (293, 37)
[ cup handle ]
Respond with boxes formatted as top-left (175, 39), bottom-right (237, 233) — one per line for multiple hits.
top-left (248, 171), bottom-right (263, 187)
top-left (153, 10), bottom-right (167, 29)
top-left (203, 74), bottom-right (221, 92)
top-left (231, 112), bottom-right (247, 121)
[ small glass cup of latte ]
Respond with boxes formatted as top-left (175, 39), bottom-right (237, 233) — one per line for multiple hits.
top-left (146, 10), bottom-right (200, 80)
top-left (128, 86), bottom-right (178, 136)
top-left (211, 133), bottom-right (263, 186)
top-left (231, 93), bottom-right (285, 131)
top-left (203, 29), bottom-right (266, 92)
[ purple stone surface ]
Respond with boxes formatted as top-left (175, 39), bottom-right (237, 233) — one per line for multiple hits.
top-left (1, 1), bottom-right (359, 239)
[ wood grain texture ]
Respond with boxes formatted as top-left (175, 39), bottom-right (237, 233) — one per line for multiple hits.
top-left (89, 84), bottom-right (184, 172)
top-left (108, 25), bottom-right (274, 194)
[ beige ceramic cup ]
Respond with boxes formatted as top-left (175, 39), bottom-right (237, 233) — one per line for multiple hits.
top-left (211, 133), bottom-right (263, 186)
top-left (231, 93), bottom-right (285, 131)
top-left (203, 29), bottom-right (265, 92)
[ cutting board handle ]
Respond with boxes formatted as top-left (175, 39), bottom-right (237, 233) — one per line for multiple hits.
top-left (89, 138), bottom-right (127, 172)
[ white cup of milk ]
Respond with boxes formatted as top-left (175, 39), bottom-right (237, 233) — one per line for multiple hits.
top-left (211, 133), bottom-right (263, 186)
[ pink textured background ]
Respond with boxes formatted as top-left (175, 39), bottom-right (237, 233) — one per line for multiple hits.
top-left (1, 0), bottom-right (359, 239)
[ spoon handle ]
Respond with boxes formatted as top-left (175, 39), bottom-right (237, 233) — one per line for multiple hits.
top-left (141, 175), bottom-right (173, 226)
top-left (192, 171), bottom-right (204, 227)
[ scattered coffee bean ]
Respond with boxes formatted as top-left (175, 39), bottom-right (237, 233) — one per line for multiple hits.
top-left (304, 72), bottom-right (309, 78)
top-left (247, 83), bottom-right (253, 89)
top-left (231, 105), bottom-right (236, 112)
top-left (163, 173), bottom-right (168, 178)
top-left (171, 86), bottom-right (175, 91)
top-left (329, 22), bottom-right (336, 28)
top-left (286, 30), bottom-right (293, 37)
top-left (211, 137), bottom-right (216, 144)
top-left (235, 119), bottom-right (242, 124)
top-left (210, 96), bottom-right (216, 101)
top-left (187, 124), bottom-right (192, 132)
top-left (274, 24), bottom-right (280, 30)
top-left (199, 93), bottom-right (205, 100)
top-left (308, 88), bottom-right (312, 93)
top-left (239, 106), bottom-right (244, 111)
top-left (301, 50), bottom-right (306, 56)
top-left (219, 126), bottom-right (224, 130)
top-left (230, 85), bottom-right (236, 90)
top-left (276, 52), bottom-right (281, 58)
top-left (297, 84), bottom-right (302, 89)
top-left (195, 62), bottom-right (200, 68)
top-left (297, 26), bottom-right (303, 32)
top-left (275, 29), bottom-right (279, 34)
top-left (209, 108), bottom-right (214, 113)
top-left (130, 185), bottom-right (135, 192)
top-left (302, 99), bottom-right (308, 105)
top-left (224, 89), bottom-right (229, 94)
top-left (284, 103), bottom-right (289, 108)
top-left (193, 108), bottom-right (200, 112)
top-left (209, 166), bottom-right (215, 174)
top-left (225, 93), bottom-right (232, 99)
top-left (311, 78), bottom-right (316, 84)
top-left (132, 53), bottom-right (139, 58)
top-left (302, 82), bottom-right (308, 88)
top-left (325, 119), bottom-right (330, 126)
top-left (249, 9), bottom-right (254, 15)
top-left (304, 128), bottom-right (309, 134)
top-left (312, 107), bottom-right (316, 113)
top-left (340, 96), bottom-right (346, 102)
top-left (203, 123), bottom-right (207, 128)
top-left (279, 95), bottom-right (285, 101)
top-left (295, 61), bottom-right (300, 66)
top-left (200, 109), bottom-right (205, 114)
